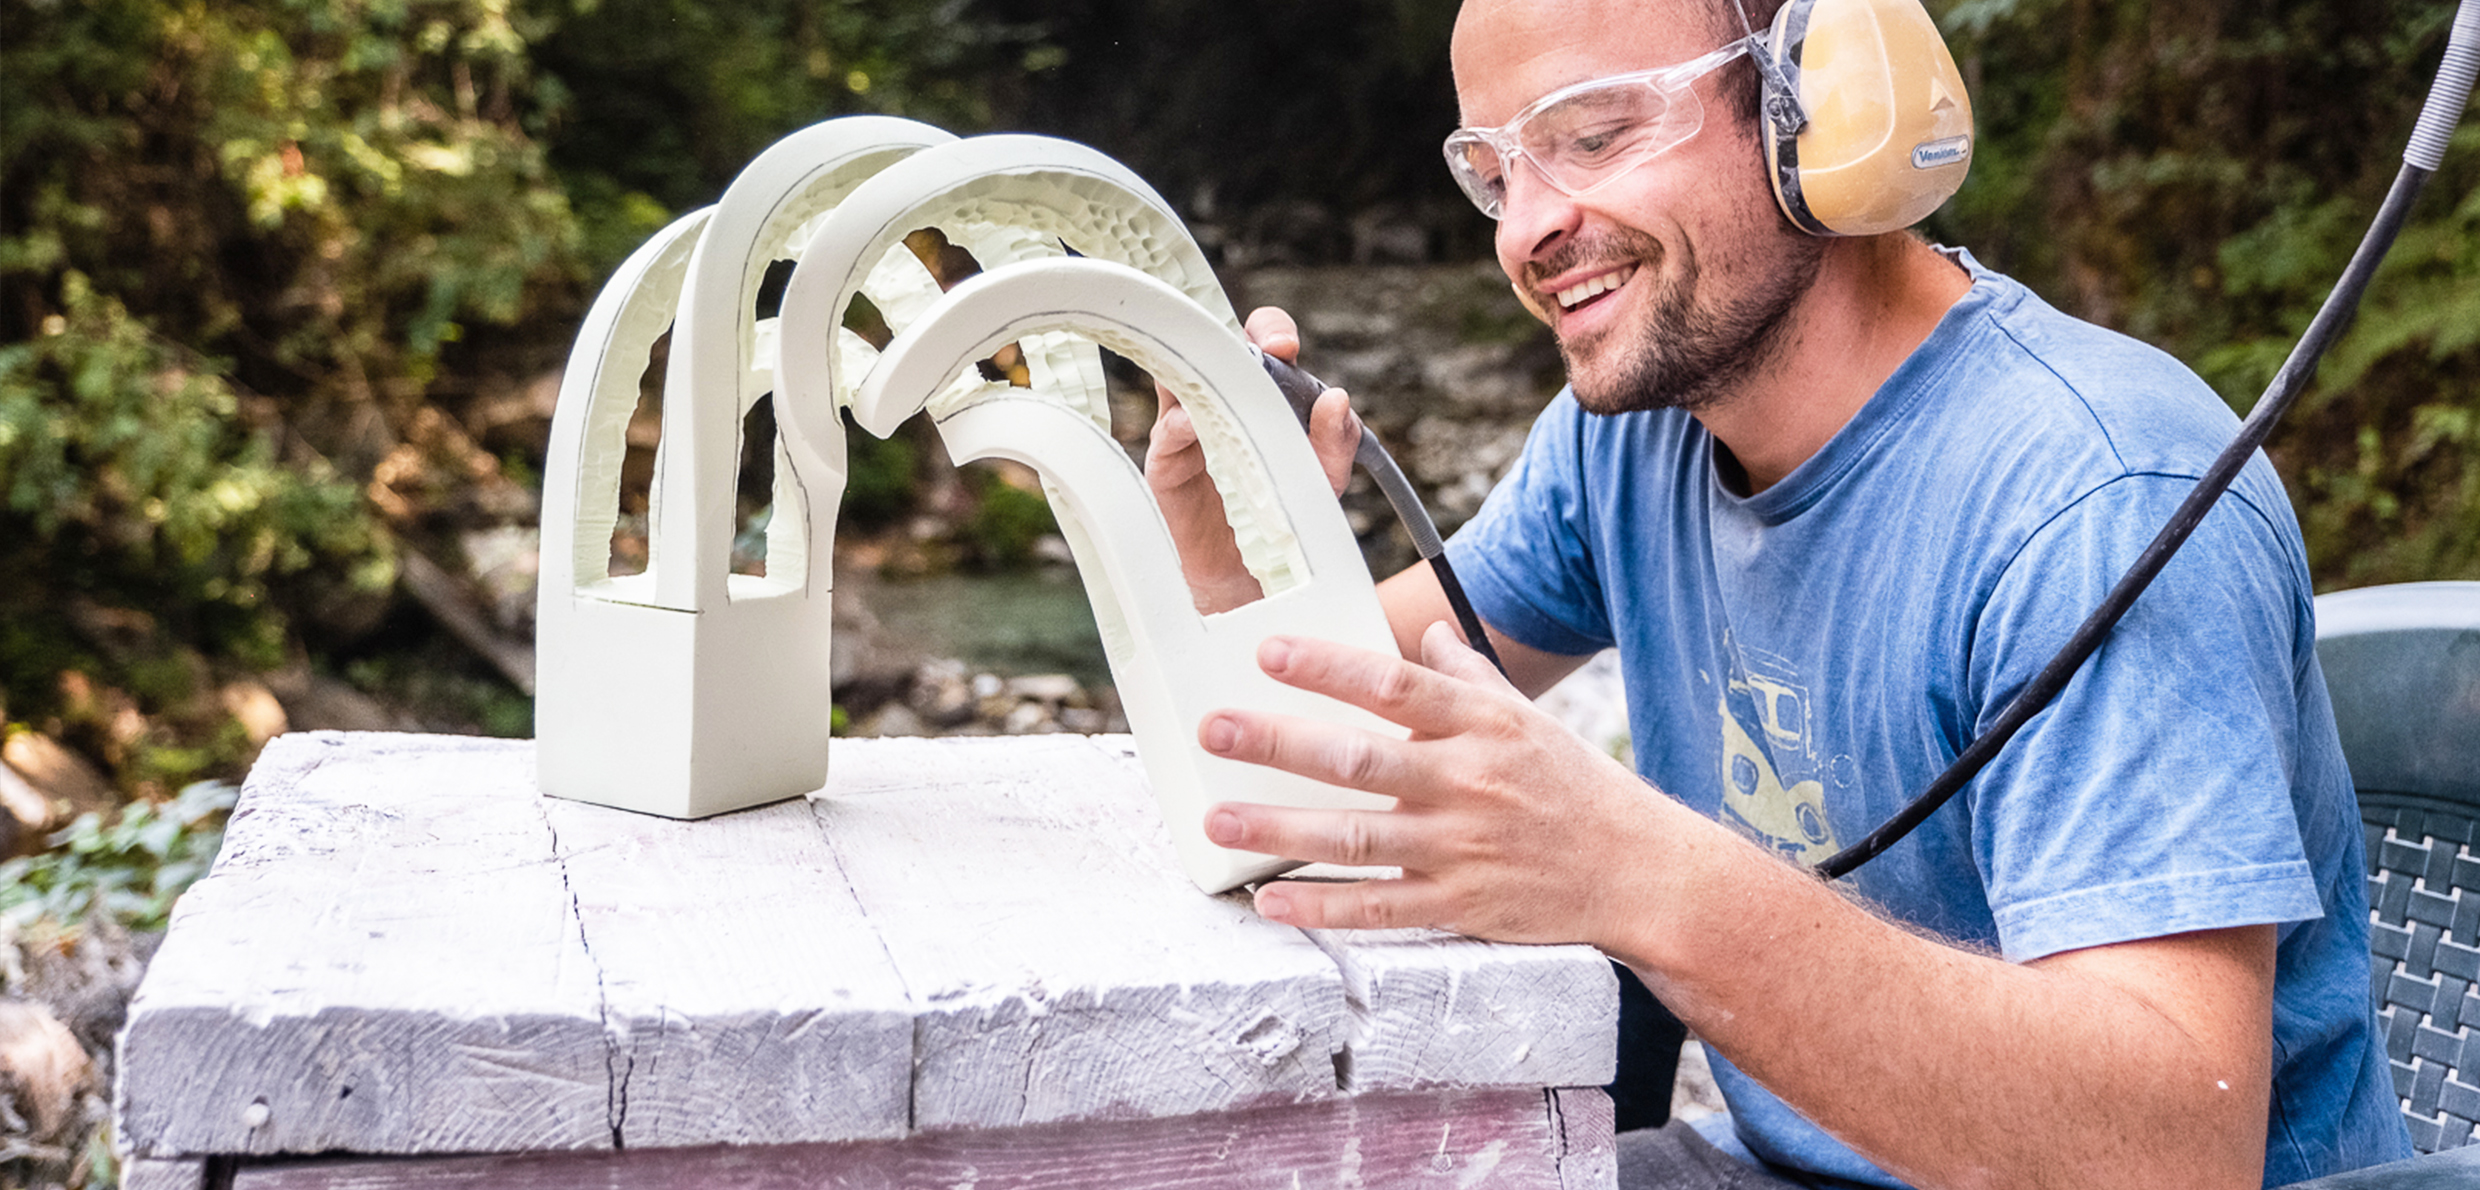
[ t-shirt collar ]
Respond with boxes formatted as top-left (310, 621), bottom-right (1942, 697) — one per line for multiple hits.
top-left (1715, 246), bottom-right (2012, 524)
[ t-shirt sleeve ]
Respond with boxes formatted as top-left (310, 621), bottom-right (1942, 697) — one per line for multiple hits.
top-left (1965, 469), bottom-right (2327, 963)
top-left (1440, 393), bottom-right (1617, 658)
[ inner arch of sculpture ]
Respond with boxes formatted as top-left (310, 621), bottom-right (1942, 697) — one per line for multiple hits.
top-left (849, 257), bottom-right (1404, 891)
top-left (539, 120), bottom-right (1405, 891)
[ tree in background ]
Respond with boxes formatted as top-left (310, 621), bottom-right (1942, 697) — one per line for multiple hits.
top-left (1, 0), bottom-right (581, 792)
top-left (977, 0), bottom-right (1478, 263)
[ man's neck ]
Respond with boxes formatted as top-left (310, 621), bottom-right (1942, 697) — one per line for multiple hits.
top-left (1696, 235), bottom-right (1973, 495)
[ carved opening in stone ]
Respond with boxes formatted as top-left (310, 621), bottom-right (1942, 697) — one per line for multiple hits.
top-left (902, 228), bottom-right (1032, 388)
top-left (732, 394), bottom-right (778, 578)
top-left (606, 326), bottom-right (667, 579)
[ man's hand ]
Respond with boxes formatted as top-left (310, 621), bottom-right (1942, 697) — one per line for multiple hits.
top-left (1145, 307), bottom-right (1363, 614)
top-left (1199, 621), bottom-right (1664, 939)
top-left (1197, 622), bottom-right (2275, 1190)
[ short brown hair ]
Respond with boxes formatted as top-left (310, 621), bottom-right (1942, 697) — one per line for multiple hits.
top-left (1708, 0), bottom-right (1792, 131)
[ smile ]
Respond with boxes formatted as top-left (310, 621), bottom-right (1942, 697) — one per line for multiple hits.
top-left (1554, 264), bottom-right (1637, 312)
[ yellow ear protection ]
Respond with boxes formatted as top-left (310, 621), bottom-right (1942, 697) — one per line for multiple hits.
top-left (1749, 0), bottom-right (1975, 236)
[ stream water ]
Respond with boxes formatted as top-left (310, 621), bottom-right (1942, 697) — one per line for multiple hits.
top-left (866, 568), bottom-right (1112, 688)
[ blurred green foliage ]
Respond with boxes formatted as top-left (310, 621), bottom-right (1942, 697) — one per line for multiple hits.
top-left (0, 275), bottom-right (392, 697)
top-left (0, 0), bottom-right (1029, 778)
top-left (534, 0), bottom-right (1037, 271)
top-left (960, 469), bottom-right (1060, 570)
top-left (1, 0), bottom-right (580, 743)
top-left (0, 778), bottom-right (236, 934)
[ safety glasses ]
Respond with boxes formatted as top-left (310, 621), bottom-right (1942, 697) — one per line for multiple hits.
top-left (1442, 37), bottom-right (1755, 220)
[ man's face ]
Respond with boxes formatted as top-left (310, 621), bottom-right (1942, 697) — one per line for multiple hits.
top-left (1451, 0), bottom-right (1825, 414)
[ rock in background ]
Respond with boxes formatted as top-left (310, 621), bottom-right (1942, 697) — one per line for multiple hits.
top-left (1225, 262), bottom-right (1566, 579)
top-left (2, 916), bottom-right (155, 1189)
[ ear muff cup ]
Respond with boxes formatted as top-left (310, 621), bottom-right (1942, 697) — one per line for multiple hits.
top-left (1761, 0), bottom-right (1974, 236)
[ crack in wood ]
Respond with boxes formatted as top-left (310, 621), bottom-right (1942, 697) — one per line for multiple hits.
top-left (535, 801), bottom-right (625, 1149)
top-left (1293, 921), bottom-right (1371, 1092)
top-left (802, 795), bottom-right (918, 1132)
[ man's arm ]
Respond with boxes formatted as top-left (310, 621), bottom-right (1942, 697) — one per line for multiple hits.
top-left (1379, 563), bottom-right (1589, 698)
top-left (1196, 624), bottom-right (2275, 1190)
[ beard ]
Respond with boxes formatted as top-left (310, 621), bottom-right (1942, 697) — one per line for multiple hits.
top-left (1543, 222), bottom-right (1826, 415)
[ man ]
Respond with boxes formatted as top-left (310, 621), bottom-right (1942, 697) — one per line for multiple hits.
top-left (1144, 0), bottom-right (2411, 1186)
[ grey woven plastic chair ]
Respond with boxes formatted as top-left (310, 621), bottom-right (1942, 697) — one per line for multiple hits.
top-left (2319, 581), bottom-right (2480, 1156)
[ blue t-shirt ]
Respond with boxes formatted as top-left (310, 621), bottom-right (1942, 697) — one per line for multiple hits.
top-left (1445, 250), bottom-right (2412, 1186)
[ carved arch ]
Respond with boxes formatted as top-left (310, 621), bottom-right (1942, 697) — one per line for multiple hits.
top-left (776, 136), bottom-right (1311, 597)
top-left (849, 257), bottom-right (1401, 891)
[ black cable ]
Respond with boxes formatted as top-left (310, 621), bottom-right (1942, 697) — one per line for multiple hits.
top-left (1256, 351), bottom-right (1510, 678)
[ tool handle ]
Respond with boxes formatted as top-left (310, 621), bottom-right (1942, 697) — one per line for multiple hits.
top-left (2408, 0), bottom-right (2480, 172)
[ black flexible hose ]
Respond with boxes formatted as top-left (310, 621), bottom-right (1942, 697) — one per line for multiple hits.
top-left (1256, 350), bottom-right (1510, 677)
top-left (1816, 0), bottom-right (2478, 879)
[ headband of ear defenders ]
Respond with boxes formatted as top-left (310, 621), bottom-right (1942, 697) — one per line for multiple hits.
top-left (1759, 0), bottom-right (1975, 236)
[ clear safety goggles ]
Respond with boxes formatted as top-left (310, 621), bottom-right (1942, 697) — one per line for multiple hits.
top-left (1442, 36), bottom-right (1755, 220)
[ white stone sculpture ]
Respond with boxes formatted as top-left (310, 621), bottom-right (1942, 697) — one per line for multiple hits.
top-left (539, 119), bottom-right (1401, 891)
top-left (537, 116), bottom-right (953, 819)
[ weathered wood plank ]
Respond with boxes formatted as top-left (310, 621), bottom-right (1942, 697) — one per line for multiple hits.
top-left (539, 794), bottom-right (914, 1148)
top-left (228, 1087), bottom-right (1617, 1190)
top-left (809, 734), bottom-right (1353, 1131)
top-left (1307, 925), bottom-right (1617, 1093)
top-left (119, 734), bottom-right (612, 1159)
top-left (1066, 739), bottom-right (1619, 1093)
top-left (118, 1157), bottom-right (208, 1190)
top-left (123, 733), bottom-right (1619, 1165)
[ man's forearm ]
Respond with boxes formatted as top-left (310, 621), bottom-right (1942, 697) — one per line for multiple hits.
top-left (1605, 799), bottom-right (2275, 1190)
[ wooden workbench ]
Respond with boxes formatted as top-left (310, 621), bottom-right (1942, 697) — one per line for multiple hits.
top-left (117, 732), bottom-right (1618, 1188)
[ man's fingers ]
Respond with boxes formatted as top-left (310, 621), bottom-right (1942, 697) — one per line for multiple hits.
top-left (1151, 379), bottom-right (1187, 419)
top-left (1254, 874), bottom-right (1451, 931)
top-left (1249, 634), bottom-right (1500, 739)
top-left (1144, 402), bottom-right (1205, 486)
top-left (1308, 388), bottom-right (1359, 496)
top-left (1148, 400), bottom-right (1199, 451)
top-left (1200, 706), bottom-right (1432, 801)
top-left (1418, 619), bottom-right (1519, 696)
top-left (1205, 801), bottom-right (1435, 871)
top-left (1244, 306), bottom-right (1303, 362)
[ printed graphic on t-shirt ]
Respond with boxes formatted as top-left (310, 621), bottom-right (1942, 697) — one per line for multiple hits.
top-left (1718, 633), bottom-right (1841, 865)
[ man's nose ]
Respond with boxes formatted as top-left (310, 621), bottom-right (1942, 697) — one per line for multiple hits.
top-left (1495, 158), bottom-right (1582, 266)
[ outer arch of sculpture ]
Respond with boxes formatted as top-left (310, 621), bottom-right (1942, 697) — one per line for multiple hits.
top-left (773, 136), bottom-right (1314, 600)
top-left (541, 120), bottom-right (1406, 891)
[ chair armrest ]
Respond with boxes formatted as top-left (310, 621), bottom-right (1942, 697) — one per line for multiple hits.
top-left (2272, 1144), bottom-right (2480, 1188)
